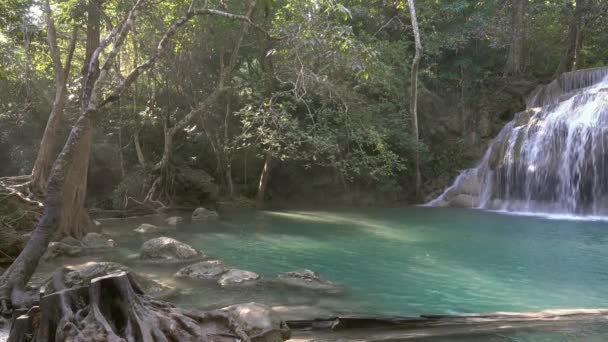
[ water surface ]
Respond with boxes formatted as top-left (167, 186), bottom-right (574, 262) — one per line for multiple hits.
top-left (105, 207), bottom-right (608, 317)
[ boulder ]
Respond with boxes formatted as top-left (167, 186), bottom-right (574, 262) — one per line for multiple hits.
top-left (59, 236), bottom-right (83, 247)
top-left (276, 269), bottom-right (341, 293)
top-left (134, 223), bottom-right (173, 234)
top-left (175, 260), bottom-right (227, 280)
top-left (81, 232), bottom-right (116, 249)
top-left (140, 237), bottom-right (202, 261)
top-left (165, 216), bottom-right (184, 226)
top-left (46, 262), bottom-right (173, 298)
top-left (191, 207), bottom-right (219, 222)
top-left (42, 242), bottom-right (82, 261)
top-left (220, 303), bottom-right (290, 342)
top-left (219, 269), bottom-right (261, 287)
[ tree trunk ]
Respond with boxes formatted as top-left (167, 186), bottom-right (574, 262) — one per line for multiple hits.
top-left (555, 0), bottom-right (588, 75)
top-left (8, 271), bottom-right (287, 341)
top-left (226, 162), bottom-right (235, 199)
top-left (0, 1), bottom-right (263, 314)
top-left (505, 0), bottom-right (527, 76)
top-left (1, 112), bottom-right (95, 310)
top-left (256, 152), bottom-right (272, 208)
top-left (54, 0), bottom-right (103, 238)
top-left (407, 0), bottom-right (422, 201)
top-left (30, 2), bottom-right (78, 195)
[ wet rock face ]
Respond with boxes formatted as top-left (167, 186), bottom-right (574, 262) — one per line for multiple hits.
top-left (140, 237), bottom-right (202, 261)
top-left (191, 207), bottom-right (219, 222)
top-left (175, 260), bottom-right (227, 280)
top-left (134, 223), bottom-right (173, 234)
top-left (81, 232), bottom-right (116, 249)
top-left (276, 269), bottom-right (341, 293)
top-left (220, 303), bottom-right (291, 342)
top-left (219, 269), bottom-right (261, 287)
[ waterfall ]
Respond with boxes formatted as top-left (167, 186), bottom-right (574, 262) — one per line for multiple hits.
top-left (429, 67), bottom-right (608, 216)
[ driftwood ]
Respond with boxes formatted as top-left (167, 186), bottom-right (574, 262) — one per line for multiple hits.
top-left (8, 271), bottom-right (289, 342)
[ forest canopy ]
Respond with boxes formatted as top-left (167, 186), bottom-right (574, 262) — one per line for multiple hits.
top-left (0, 0), bottom-right (606, 211)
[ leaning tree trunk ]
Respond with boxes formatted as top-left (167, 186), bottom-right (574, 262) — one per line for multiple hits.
top-left (407, 0), bottom-right (423, 200)
top-left (0, 0), bottom-right (264, 315)
top-left (505, 0), bottom-right (527, 76)
top-left (0, 113), bottom-right (95, 311)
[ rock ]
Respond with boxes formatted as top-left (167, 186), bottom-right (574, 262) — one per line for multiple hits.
top-left (134, 223), bottom-right (173, 234)
top-left (450, 194), bottom-right (479, 208)
top-left (175, 260), bottom-right (227, 280)
top-left (191, 207), bottom-right (219, 222)
top-left (81, 232), bottom-right (116, 249)
top-left (59, 236), bottom-right (83, 247)
top-left (46, 262), bottom-right (173, 298)
top-left (140, 237), bottom-right (202, 261)
top-left (220, 303), bottom-right (290, 342)
top-left (219, 269), bottom-right (261, 287)
top-left (165, 216), bottom-right (183, 226)
top-left (276, 269), bottom-right (341, 293)
top-left (42, 242), bottom-right (82, 260)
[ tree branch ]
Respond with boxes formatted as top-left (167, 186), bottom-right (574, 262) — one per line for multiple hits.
top-left (99, 6), bottom-right (265, 108)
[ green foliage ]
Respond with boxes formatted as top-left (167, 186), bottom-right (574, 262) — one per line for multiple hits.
top-left (1, 0), bottom-right (607, 204)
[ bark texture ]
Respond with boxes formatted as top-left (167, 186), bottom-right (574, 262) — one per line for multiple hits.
top-left (8, 271), bottom-right (289, 342)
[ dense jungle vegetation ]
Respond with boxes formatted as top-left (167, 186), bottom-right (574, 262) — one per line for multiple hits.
top-left (0, 0), bottom-right (607, 211)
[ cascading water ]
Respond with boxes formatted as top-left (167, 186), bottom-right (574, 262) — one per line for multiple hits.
top-left (429, 67), bottom-right (608, 216)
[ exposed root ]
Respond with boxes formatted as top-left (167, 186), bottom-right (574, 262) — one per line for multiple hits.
top-left (7, 271), bottom-right (287, 342)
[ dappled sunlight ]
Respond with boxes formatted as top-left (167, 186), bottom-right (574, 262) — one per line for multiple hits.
top-left (264, 210), bottom-right (425, 243)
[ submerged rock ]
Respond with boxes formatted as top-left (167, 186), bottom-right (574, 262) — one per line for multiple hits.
top-left (221, 303), bottom-right (291, 341)
top-left (219, 269), bottom-right (261, 287)
top-left (165, 216), bottom-right (183, 226)
top-left (81, 232), bottom-right (116, 249)
top-left (42, 242), bottom-right (83, 260)
top-left (134, 223), bottom-right (173, 234)
top-left (191, 207), bottom-right (219, 222)
top-left (175, 260), bottom-right (227, 280)
top-left (140, 237), bottom-right (203, 261)
top-left (276, 269), bottom-right (341, 293)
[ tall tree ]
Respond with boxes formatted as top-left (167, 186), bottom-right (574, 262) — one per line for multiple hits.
top-left (555, 0), bottom-right (589, 75)
top-left (29, 0), bottom-right (78, 195)
top-left (0, 1), bottom-right (262, 313)
top-left (505, 0), bottom-right (528, 76)
top-left (407, 0), bottom-right (422, 200)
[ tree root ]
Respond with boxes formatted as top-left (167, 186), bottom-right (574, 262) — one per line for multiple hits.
top-left (7, 271), bottom-right (288, 342)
